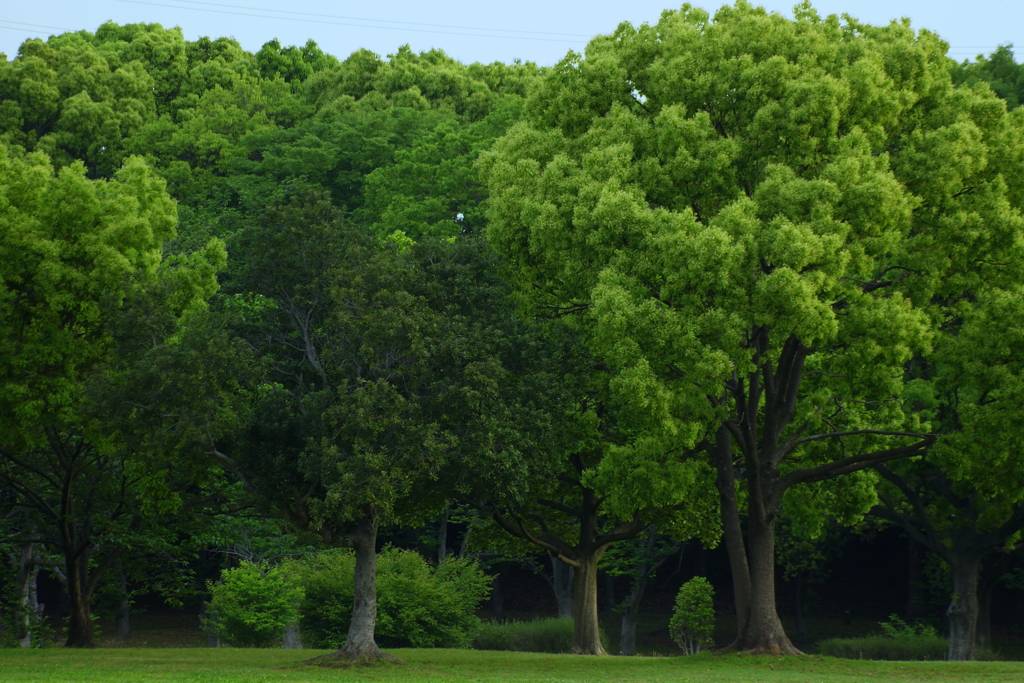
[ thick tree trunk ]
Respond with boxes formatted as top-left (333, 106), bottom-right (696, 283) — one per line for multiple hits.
top-left (551, 555), bottom-right (574, 619)
top-left (947, 559), bottom-right (980, 661)
top-left (64, 555), bottom-right (95, 648)
top-left (742, 512), bottom-right (801, 654)
top-left (710, 428), bottom-right (751, 649)
top-left (115, 563), bottom-right (130, 638)
top-left (313, 512), bottom-right (398, 663)
top-left (571, 553), bottom-right (606, 654)
top-left (340, 516), bottom-right (383, 658)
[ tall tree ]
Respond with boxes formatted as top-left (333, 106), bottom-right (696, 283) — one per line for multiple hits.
top-left (480, 1), bottom-right (1024, 653)
top-left (145, 194), bottom-right (564, 662)
top-left (872, 287), bottom-right (1024, 660)
top-left (0, 143), bottom-right (222, 646)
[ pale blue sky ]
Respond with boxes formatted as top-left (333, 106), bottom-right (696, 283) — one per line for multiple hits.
top-left (1, 1), bottom-right (1020, 66)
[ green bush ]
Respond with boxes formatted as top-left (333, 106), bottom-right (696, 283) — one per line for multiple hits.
top-left (878, 614), bottom-right (939, 639)
top-left (818, 615), bottom-right (998, 661)
top-left (818, 634), bottom-right (948, 661)
top-left (473, 618), bottom-right (608, 653)
top-left (204, 561), bottom-right (303, 648)
top-left (285, 547), bottom-right (490, 649)
top-left (669, 577), bottom-right (715, 655)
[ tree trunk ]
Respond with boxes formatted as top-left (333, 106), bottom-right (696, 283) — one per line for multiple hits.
top-left (115, 563), bottom-right (130, 638)
top-left (619, 572), bottom-right (649, 656)
top-left (742, 511), bottom-right (801, 654)
top-left (710, 428), bottom-right (751, 649)
top-left (947, 558), bottom-right (980, 661)
top-left (15, 545), bottom-right (42, 648)
top-left (314, 512), bottom-right (398, 663)
top-left (64, 554), bottom-right (95, 648)
top-left (571, 552), bottom-right (606, 654)
top-left (551, 555), bottom-right (574, 619)
top-left (490, 574), bottom-right (504, 623)
top-left (282, 622), bottom-right (302, 649)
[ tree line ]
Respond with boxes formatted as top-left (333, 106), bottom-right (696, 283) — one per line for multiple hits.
top-left (3, 0), bottom-right (1024, 663)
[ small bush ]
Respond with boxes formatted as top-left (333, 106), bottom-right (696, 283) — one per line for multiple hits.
top-left (285, 547), bottom-right (490, 649)
top-left (879, 613), bottom-right (939, 639)
top-left (473, 618), bottom-right (608, 653)
top-left (204, 561), bottom-right (302, 648)
top-left (669, 577), bottom-right (715, 655)
top-left (818, 615), bottom-right (998, 661)
top-left (819, 634), bottom-right (948, 661)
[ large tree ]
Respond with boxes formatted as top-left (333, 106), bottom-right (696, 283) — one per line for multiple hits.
top-left (872, 287), bottom-right (1024, 660)
top-left (480, 1), bottom-right (1024, 653)
top-left (0, 142), bottom-right (223, 646)
top-left (477, 378), bottom-right (720, 655)
top-left (144, 194), bottom-right (563, 662)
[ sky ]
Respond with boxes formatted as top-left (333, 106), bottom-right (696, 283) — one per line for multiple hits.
top-left (1, 0), bottom-right (1020, 66)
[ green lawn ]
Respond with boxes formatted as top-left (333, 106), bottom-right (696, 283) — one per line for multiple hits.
top-left (1, 649), bottom-right (1023, 683)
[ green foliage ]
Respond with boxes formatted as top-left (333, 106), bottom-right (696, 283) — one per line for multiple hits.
top-left (669, 577), bottom-right (715, 655)
top-left (285, 548), bottom-right (490, 649)
top-left (818, 634), bottom-right (950, 661)
top-left (952, 45), bottom-right (1024, 109)
top-left (817, 614), bottom-right (1003, 661)
top-left (0, 144), bottom-right (178, 448)
top-left (204, 561), bottom-right (303, 648)
top-left (878, 614), bottom-right (939, 639)
top-left (473, 618), bottom-right (607, 653)
top-left (480, 0), bottom-right (1024, 580)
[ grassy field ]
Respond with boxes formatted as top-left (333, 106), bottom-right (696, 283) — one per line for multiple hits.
top-left (2, 648), bottom-right (1024, 683)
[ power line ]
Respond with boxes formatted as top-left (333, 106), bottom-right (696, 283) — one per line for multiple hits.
top-left (0, 26), bottom-right (49, 37)
top-left (166, 0), bottom-right (593, 38)
top-left (114, 0), bottom-right (590, 44)
top-left (0, 19), bottom-right (76, 33)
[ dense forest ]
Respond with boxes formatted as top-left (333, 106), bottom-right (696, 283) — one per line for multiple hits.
top-left (3, 1), bottom-right (1024, 665)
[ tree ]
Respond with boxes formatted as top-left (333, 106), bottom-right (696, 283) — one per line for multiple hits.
top-left (144, 194), bottom-right (565, 661)
top-left (0, 143), bottom-right (223, 646)
top-left (872, 287), bottom-right (1024, 660)
top-left (480, 1), bottom-right (1024, 653)
top-left (952, 45), bottom-right (1024, 110)
top-left (603, 526), bottom-right (684, 656)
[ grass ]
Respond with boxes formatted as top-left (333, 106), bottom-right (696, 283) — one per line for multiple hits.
top-left (1, 648), bottom-right (1024, 683)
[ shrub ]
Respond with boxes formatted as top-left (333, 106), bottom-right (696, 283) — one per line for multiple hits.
top-left (879, 614), bottom-right (939, 639)
top-left (204, 561), bottom-right (303, 648)
top-left (473, 618), bottom-right (608, 653)
top-left (669, 576), bottom-right (715, 655)
top-left (818, 615), bottom-right (999, 661)
top-left (818, 634), bottom-right (948, 661)
top-left (285, 547), bottom-right (490, 649)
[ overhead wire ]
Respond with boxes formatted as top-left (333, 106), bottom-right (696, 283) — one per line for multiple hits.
top-left (164, 0), bottom-right (593, 38)
top-left (0, 19), bottom-right (76, 33)
top-left (114, 0), bottom-right (590, 43)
